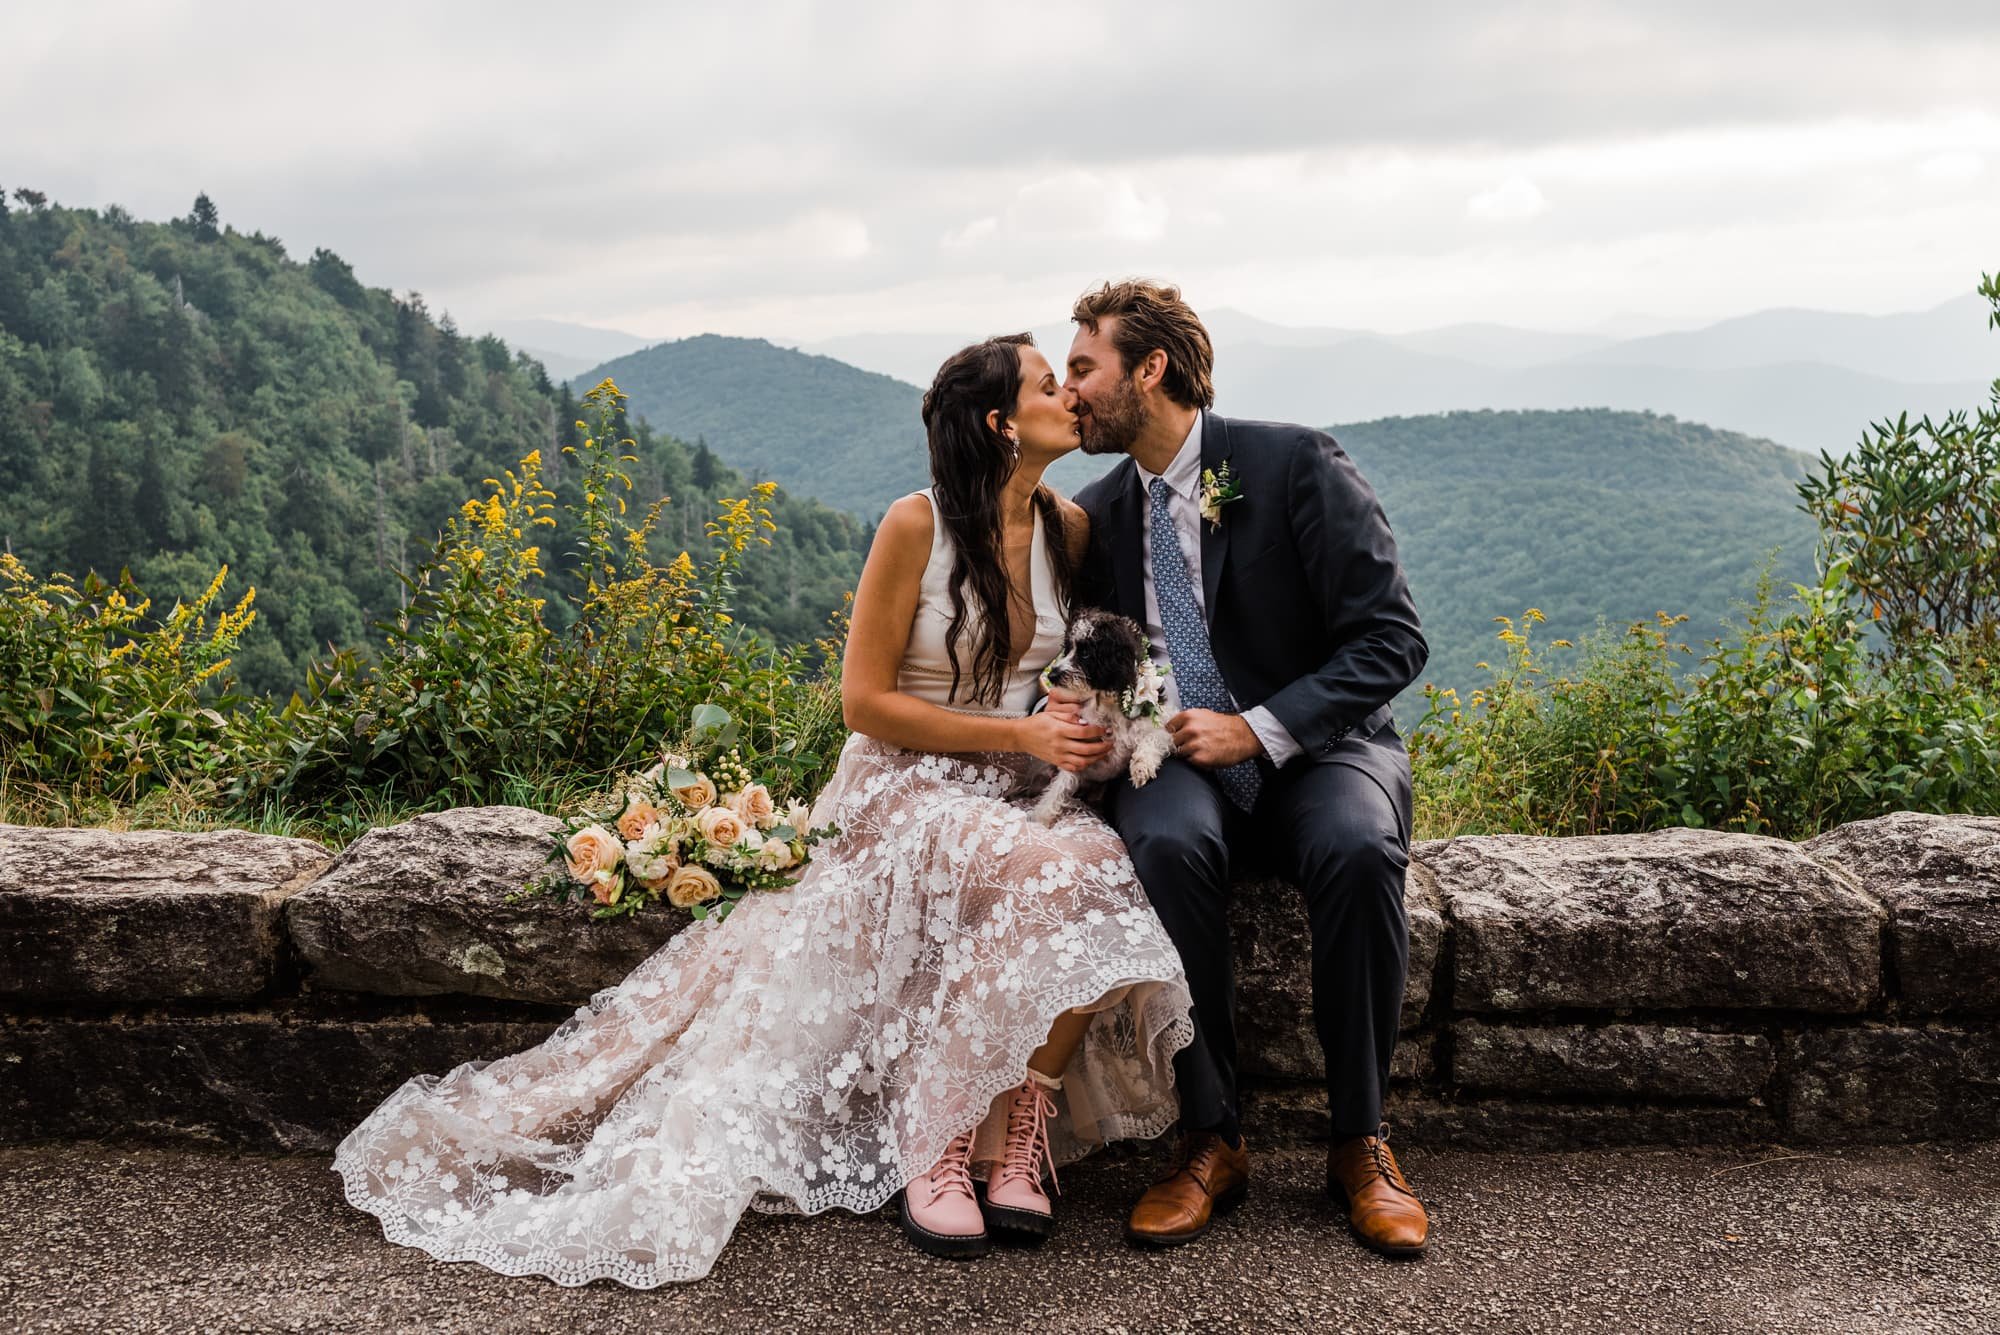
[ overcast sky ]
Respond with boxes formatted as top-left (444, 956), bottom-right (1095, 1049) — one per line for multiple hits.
top-left (5, 1), bottom-right (1998, 341)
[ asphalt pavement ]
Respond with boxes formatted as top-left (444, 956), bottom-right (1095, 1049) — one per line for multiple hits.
top-left (1, 1139), bottom-right (1994, 1334)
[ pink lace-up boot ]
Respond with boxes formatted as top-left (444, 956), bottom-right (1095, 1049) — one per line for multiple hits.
top-left (983, 1070), bottom-right (1061, 1241)
top-left (899, 1131), bottom-right (988, 1259)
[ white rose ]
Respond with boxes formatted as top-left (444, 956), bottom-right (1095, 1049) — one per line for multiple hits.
top-left (626, 847), bottom-right (679, 887)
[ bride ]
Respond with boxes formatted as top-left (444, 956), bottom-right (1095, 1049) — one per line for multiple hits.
top-left (333, 334), bottom-right (1196, 1286)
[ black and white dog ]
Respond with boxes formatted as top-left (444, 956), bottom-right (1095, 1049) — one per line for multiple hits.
top-left (1030, 608), bottom-right (1176, 826)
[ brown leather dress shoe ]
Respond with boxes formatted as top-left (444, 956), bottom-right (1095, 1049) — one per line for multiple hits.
top-left (1327, 1125), bottom-right (1429, 1257)
top-left (1125, 1131), bottom-right (1250, 1247)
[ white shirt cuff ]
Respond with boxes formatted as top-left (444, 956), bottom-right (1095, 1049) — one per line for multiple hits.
top-left (1242, 706), bottom-right (1302, 767)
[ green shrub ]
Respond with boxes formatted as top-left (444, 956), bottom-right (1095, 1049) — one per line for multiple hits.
top-left (1410, 608), bottom-right (1679, 837)
top-left (0, 557), bottom-right (258, 800)
top-left (1795, 271), bottom-right (2000, 656)
top-left (251, 381), bottom-right (846, 815)
top-left (1414, 565), bottom-right (2000, 840)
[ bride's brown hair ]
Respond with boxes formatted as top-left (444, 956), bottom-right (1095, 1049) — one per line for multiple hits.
top-left (919, 334), bottom-right (1075, 706)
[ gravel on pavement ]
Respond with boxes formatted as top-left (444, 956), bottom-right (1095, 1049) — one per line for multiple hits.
top-left (1, 1139), bottom-right (1994, 1334)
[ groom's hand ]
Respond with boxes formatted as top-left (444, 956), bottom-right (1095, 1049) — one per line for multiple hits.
top-left (1167, 710), bottom-right (1263, 768)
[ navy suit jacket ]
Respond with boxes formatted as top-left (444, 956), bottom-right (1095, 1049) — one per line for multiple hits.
top-left (1071, 410), bottom-right (1427, 805)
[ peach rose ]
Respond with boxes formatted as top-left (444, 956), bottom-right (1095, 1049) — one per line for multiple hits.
top-left (665, 863), bottom-right (723, 908)
top-left (671, 772), bottom-right (718, 809)
top-left (696, 805), bottom-right (746, 849)
top-left (564, 825), bottom-right (622, 883)
top-left (728, 783), bottom-right (777, 827)
top-left (616, 797), bottom-right (658, 843)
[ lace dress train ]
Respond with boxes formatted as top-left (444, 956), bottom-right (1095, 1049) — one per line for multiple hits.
top-left (332, 736), bottom-right (1196, 1287)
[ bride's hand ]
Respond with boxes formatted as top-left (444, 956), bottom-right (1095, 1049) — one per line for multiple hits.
top-left (1017, 711), bottom-right (1110, 773)
top-left (1043, 685), bottom-right (1090, 726)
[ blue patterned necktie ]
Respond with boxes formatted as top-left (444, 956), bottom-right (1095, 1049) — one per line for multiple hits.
top-left (1149, 476), bottom-right (1262, 812)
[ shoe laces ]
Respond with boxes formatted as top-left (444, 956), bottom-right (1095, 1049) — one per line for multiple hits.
top-left (994, 1079), bottom-right (1061, 1196)
top-left (1156, 1131), bottom-right (1224, 1189)
top-left (1368, 1122), bottom-right (1415, 1197)
top-left (922, 1131), bottom-right (978, 1206)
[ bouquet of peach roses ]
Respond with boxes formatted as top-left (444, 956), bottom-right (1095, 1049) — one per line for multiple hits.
top-left (519, 706), bottom-right (838, 923)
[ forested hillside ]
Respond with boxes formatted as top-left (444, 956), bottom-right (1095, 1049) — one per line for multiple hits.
top-left (0, 190), bottom-right (868, 693)
top-left (1339, 409), bottom-right (1820, 701)
top-left (578, 335), bottom-right (928, 515)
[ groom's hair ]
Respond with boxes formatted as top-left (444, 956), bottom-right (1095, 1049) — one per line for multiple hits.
top-left (1071, 280), bottom-right (1215, 410)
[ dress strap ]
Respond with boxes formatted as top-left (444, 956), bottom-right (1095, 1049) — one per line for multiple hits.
top-left (909, 489), bottom-right (949, 571)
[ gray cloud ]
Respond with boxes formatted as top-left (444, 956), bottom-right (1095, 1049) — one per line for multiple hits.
top-left (3, 1), bottom-right (1997, 337)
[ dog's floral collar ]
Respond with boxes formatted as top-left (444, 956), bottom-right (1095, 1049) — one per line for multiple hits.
top-left (1038, 652), bottom-right (1070, 694)
top-left (1199, 463), bottom-right (1244, 531)
top-left (1120, 657), bottom-right (1170, 724)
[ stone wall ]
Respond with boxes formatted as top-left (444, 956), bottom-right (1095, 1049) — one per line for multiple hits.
top-left (3, 809), bottom-right (1995, 1153)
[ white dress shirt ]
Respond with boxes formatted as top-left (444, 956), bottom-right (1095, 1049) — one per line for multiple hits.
top-left (1136, 416), bottom-right (1303, 766)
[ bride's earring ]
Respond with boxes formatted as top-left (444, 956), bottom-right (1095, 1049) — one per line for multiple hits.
top-left (1005, 430), bottom-right (1021, 462)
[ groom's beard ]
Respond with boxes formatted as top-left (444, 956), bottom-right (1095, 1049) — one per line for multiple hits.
top-left (1078, 378), bottom-right (1146, 456)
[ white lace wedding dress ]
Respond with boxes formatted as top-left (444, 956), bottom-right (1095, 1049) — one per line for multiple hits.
top-left (333, 490), bottom-right (1196, 1287)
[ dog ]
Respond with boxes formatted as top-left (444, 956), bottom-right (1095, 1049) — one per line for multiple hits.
top-left (1030, 608), bottom-right (1176, 826)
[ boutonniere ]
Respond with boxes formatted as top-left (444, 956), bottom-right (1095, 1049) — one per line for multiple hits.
top-left (1198, 463), bottom-right (1244, 531)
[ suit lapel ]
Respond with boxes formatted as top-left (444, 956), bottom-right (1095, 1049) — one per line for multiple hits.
top-left (1107, 458), bottom-right (1146, 621)
top-left (1198, 409), bottom-right (1232, 613)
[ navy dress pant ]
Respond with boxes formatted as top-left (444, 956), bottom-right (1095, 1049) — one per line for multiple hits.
top-left (1106, 754), bottom-right (1411, 1139)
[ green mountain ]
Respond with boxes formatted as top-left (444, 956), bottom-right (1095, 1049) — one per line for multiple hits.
top-left (1338, 409), bottom-right (1820, 705)
top-left (577, 335), bottom-right (928, 516)
top-left (0, 190), bottom-right (868, 694)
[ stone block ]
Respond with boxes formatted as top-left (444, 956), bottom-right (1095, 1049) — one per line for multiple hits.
top-left (285, 807), bottom-right (684, 1004)
top-left (1435, 828), bottom-right (1884, 1013)
top-left (0, 825), bottom-right (330, 1002)
top-left (1232, 855), bottom-right (1444, 1079)
top-left (1781, 1024), bottom-right (2000, 1143)
top-left (1804, 812), bottom-right (2000, 1013)
top-left (0, 1009), bottom-right (554, 1152)
top-left (1451, 1021), bottom-right (1774, 1101)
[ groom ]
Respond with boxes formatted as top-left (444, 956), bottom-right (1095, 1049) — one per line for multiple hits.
top-left (1053, 280), bottom-right (1431, 1257)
